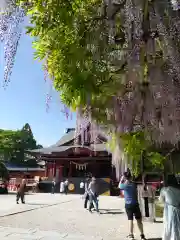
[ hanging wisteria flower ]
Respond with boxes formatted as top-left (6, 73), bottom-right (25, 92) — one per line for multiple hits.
top-left (2, 0), bottom-right (180, 179)
top-left (0, 0), bottom-right (25, 87)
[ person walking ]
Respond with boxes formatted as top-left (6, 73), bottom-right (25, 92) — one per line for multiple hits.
top-left (16, 179), bottom-right (26, 204)
top-left (119, 172), bottom-right (146, 240)
top-left (159, 174), bottom-right (180, 240)
top-left (51, 179), bottom-right (56, 194)
top-left (84, 178), bottom-right (93, 209)
top-left (64, 179), bottom-right (69, 195)
top-left (84, 178), bottom-right (90, 209)
top-left (60, 180), bottom-right (65, 193)
top-left (80, 180), bottom-right (85, 195)
top-left (88, 177), bottom-right (99, 213)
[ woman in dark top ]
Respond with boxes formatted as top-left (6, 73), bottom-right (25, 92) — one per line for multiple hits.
top-left (16, 179), bottom-right (26, 204)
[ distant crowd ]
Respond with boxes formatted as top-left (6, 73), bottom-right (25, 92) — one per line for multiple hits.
top-left (52, 177), bottom-right (99, 213)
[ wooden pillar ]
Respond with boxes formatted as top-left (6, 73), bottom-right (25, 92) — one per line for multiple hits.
top-left (68, 161), bottom-right (72, 177)
top-left (55, 165), bottom-right (63, 181)
top-left (48, 163), bottom-right (54, 179)
top-left (46, 162), bottom-right (51, 178)
top-left (58, 166), bottom-right (63, 180)
top-left (53, 161), bottom-right (56, 178)
top-left (45, 161), bottom-right (48, 177)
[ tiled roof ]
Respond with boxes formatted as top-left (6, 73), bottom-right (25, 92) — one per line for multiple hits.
top-left (28, 144), bottom-right (109, 155)
top-left (3, 162), bottom-right (44, 171)
top-left (28, 126), bottom-right (110, 155)
top-left (54, 129), bottom-right (76, 146)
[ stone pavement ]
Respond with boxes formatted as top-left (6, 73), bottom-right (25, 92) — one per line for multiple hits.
top-left (0, 194), bottom-right (163, 239)
top-left (0, 226), bottom-right (102, 240)
top-left (0, 193), bottom-right (73, 217)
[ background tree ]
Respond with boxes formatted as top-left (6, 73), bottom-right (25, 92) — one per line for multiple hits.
top-left (11, 123), bottom-right (37, 163)
top-left (0, 129), bottom-right (18, 161)
top-left (0, 162), bottom-right (9, 181)
top-left (0, 123), bottom-right (42, 165)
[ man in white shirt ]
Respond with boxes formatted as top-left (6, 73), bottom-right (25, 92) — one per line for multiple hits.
top-left (80, 181), bottom-right (85, 195)
top-left (60, 181), bottom-right (65, 193)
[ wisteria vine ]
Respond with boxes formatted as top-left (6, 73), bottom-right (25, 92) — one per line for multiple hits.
top-left (2, 0), bottom-right (180, 177)
top-left (0, 0), bottom-right (25, 87)
top-left (78, 0), bottom-right (180, 144)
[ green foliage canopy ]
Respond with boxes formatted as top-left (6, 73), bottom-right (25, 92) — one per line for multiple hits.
top-left (17, 0), bottom-right (175, 174)
top-left (0, 123), bottom-right (41, 164)
top-left (18, 0), bottom-right (120, 112)
top-left (18, 0), bottom-right (180, 135)
top-left (0, 162), bottom-right (9, 180)
top-left (108, 131), bottom-right (166, 176)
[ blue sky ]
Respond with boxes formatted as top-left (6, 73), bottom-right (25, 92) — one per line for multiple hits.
top-left (0, 31), bottom-right (76, 147)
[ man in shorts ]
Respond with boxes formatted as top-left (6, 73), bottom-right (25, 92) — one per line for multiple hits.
top-left (119, 172), bottom-right (146, 240)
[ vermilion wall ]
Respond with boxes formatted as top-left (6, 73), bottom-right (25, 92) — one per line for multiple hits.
top-left (46, 163), bottom-right (63, 180)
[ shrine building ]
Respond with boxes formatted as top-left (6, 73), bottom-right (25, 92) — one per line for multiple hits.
top-left (28, 127), bottom-right (114, 195)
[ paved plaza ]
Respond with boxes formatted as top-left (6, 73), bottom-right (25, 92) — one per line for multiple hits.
top-left (0, 194), bottom-right (163, 239)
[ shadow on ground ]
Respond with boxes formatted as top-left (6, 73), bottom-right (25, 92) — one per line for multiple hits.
top-left (26, 203), bottom-right (49, 206)
top-left (148, 238), bottom-right (162, 240)
top-left (99, 209), bottom-right (123, 215)
top-left (100, 209), bottom-right (122, 211)
top-left (155, 220), bottom-right (163, 223)
top-left (8, 192), bottom-right (34, 195)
